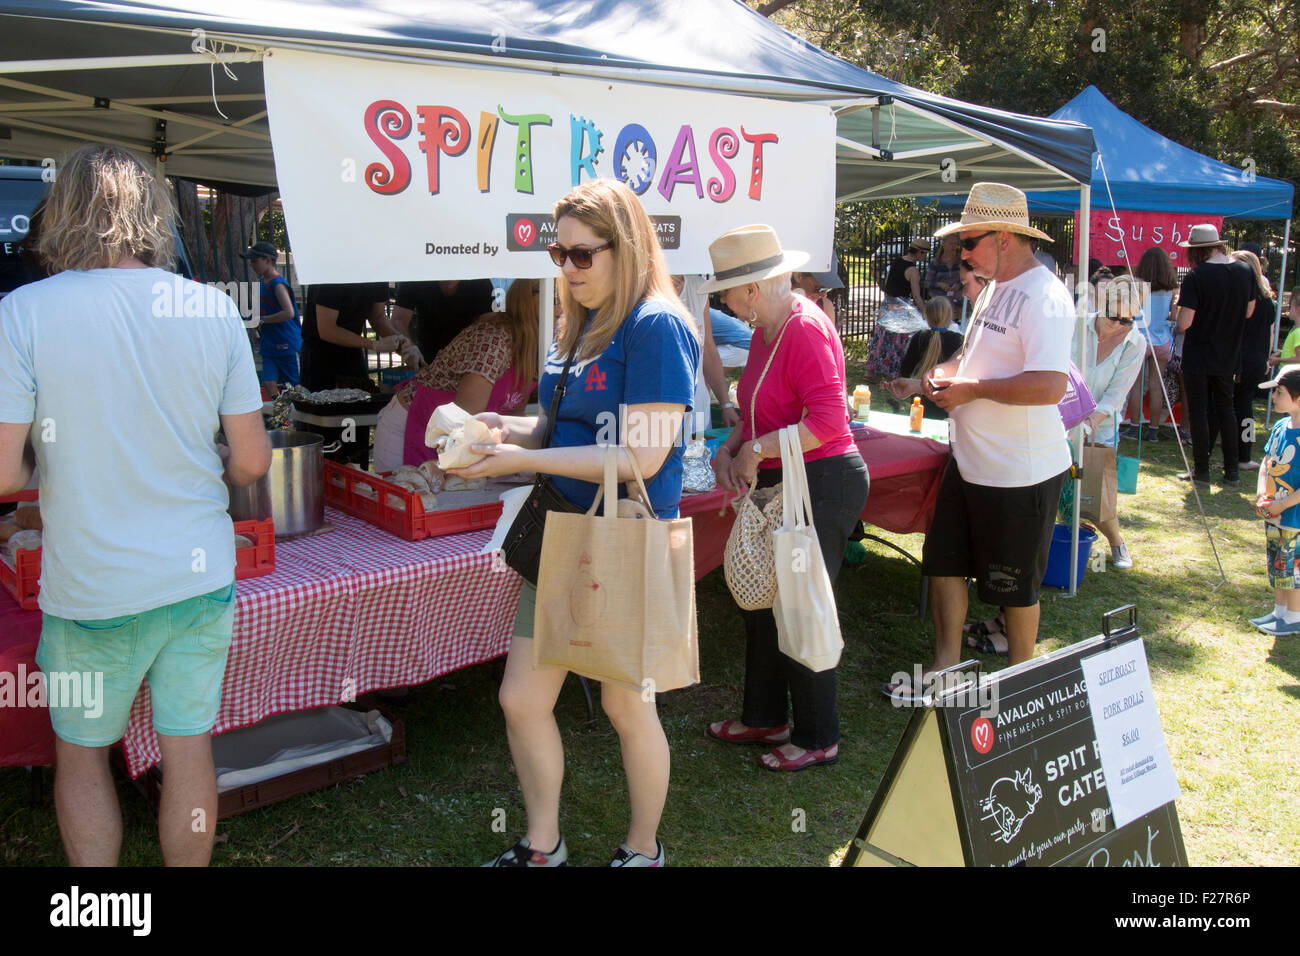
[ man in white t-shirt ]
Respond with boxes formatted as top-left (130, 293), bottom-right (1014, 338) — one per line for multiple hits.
top-left (0, 145), bottom-right (270, 866)
top-left (896, 183), bottom-right (1073, 695)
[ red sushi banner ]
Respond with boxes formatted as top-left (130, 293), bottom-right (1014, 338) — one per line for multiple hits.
top-left (1074, 210), bottom-right (1224, 268)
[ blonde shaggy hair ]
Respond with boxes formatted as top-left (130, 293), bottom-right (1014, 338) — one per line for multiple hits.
top-left (553, 179), bottom-right (695, 361)
top-left (38, 144), bottom-right (177, 273)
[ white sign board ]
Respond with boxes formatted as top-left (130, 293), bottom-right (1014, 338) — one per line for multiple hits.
top-left (1079, 640), bottom-right (1181, 829)
top-left (263, 49), bottom-right (835, 284)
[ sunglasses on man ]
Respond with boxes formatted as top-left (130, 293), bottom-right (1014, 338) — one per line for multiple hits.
top-left (547, 241), bottom-right (613, 269)
top-left (959, 231), bottom-right (996, 251)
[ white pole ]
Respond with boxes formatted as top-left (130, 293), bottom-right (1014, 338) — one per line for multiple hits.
top-left (1267, 218), bottom-right (1293, 432)
top-left (537, 277), bottom-right (555, 413)
top-left (1069, 184), bottom-right (1091, 598)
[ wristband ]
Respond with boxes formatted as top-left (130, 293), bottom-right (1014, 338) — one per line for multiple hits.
top-left (720, 402), bottom-right (735, 409)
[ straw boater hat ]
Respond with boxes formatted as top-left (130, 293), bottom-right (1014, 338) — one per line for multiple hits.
top-left (933, 182), bottom-right (1052, 241)
top-left (699, 224), bottom-right (810, 294)
top-left (1180, 224), bottom-right (1228, 249)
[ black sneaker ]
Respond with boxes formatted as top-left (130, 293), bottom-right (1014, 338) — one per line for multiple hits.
top-left (1178, 471), bottom-right (1211, 486)
top-left (1223, 474), bottom-right (1240, 488)
top-left (1119, 424), bottom-right (1141, 440)
top-left (1144, 427), bottom-right (1160, 442)
top-left (482, 837), bottom-right (568, 867)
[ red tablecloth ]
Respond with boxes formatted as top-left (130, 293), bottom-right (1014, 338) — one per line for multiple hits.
top-left (1, 508), bottom-right (521, 775)
top-left (683, 430), bottom-right (950, 579)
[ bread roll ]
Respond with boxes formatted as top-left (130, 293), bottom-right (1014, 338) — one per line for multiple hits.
top-left (424, 402), bottom-right (471, 448)
top-left (443, 475), bottom-right (487, 492)
top-left (418, 460), bottom-right (446, 493)
top-left (437, 417), bottom-right (495, 470)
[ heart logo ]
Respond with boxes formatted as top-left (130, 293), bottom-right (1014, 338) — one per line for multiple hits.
top-left (971, 716), bottom-right (993, 754)
top-left (514, 219), bottom-right (535, 246)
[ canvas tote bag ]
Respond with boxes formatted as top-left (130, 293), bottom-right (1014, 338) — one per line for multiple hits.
top-left (534, 445), bottom-right (699, 692)
top-left (771, 425), bottom-right (844, 672)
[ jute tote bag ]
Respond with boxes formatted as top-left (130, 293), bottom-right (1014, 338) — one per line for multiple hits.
top-left (534, 445), bottom-right (699, 692)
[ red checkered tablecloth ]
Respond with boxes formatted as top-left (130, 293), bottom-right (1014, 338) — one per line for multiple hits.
top-left (120, 508), bottom-right (522, 777)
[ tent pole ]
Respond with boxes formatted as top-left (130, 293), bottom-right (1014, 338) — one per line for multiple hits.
top-left (1069, 184), bottom-right (1091, 598)
top-left (1266, 218), bottom-right (1292, 433)
top-left (538, 277), bottom-right (555, 411)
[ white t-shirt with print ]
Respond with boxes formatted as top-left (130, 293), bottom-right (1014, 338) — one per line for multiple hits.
top-left (950, 264), bottom-right (1075, 487)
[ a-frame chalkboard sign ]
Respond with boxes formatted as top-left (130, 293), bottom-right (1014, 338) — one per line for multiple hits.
top-left (844, 608), bottom-right (1187, 867)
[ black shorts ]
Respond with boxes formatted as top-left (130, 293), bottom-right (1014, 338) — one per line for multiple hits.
top-left (921, 459), bottom-right (1068, 607)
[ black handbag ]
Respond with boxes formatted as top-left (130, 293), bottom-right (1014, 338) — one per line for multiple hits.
top-left (501, 338), bottom-right (582, 585)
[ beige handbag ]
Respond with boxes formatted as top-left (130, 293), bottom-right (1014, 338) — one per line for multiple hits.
top-left (534, 445), bottom-right (699, 692)
top-left (721, 316), bottom-right (795, 611)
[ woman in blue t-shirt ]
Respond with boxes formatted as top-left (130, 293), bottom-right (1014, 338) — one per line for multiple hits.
top-left (242, 241), bottom-right (301, 389)
top-left (449, 179), bottom-right (700, 868)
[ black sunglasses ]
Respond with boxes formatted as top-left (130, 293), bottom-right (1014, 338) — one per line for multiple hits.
top-left (547, 241), bottom-right (613, 269)
top-left (959, 231), bottom-right (996, 251)
top-left (1108, 316), bottom-right (1134, 326)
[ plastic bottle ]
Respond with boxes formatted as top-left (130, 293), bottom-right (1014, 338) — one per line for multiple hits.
top-left (909, 396), bottom-right (924, 433)
top-left (853, 384), bottom-right (871, 420)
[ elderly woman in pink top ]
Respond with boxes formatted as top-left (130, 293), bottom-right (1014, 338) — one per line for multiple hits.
top-left (704, 225), bottom-right (870, 772)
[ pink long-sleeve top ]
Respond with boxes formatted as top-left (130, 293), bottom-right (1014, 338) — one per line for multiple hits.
top-left (735, 296), bottom-right (855, 468)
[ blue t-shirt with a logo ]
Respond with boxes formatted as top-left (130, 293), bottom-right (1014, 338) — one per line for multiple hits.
top-left (540, 300), bottom-right (699, 518)
top-left (1264, 416), bottom-right (1300, 530)
top-left (258, 275), bottom-right (301, 352)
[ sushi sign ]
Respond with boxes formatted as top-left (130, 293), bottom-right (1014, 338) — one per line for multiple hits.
top-left (264, 49), bottom-right (835, 283)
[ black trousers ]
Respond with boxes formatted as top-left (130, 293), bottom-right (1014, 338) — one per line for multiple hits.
top-left (740, 451), bottom-right (870, 750)
top-left (1206, 364), bottom-right (1267, 464)
top-left (1183, 371), bottom-right (1238, 478)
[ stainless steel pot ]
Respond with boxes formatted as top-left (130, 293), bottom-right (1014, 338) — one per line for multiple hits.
top-left (228, 430), bottom-right (339, 537)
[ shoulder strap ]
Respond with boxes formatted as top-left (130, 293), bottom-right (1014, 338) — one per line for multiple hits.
top-left (540, 335), bottom-right (580, 450)
top-left (747, 314), bottom-right (796, 436)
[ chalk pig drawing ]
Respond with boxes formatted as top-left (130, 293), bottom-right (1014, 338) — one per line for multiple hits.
top-left (980, 769), bottom-right (1043, 843)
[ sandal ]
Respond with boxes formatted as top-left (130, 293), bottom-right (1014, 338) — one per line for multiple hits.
top-left (881, 676), bottom-right (930, 704)
top-left (963, 614), bottom-right (1005, 640)
top-left (707, 719), bottom-right (791, 745)
top-left (966, 630), bottom-right (1009, 656)
top-left (760, 743), bottom-right (839, 772)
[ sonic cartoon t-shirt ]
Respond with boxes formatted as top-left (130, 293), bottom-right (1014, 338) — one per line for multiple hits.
top-left (540, 301), bottom-right (699, 519)
top-left (1264, 416), bottom-right (1300, 530)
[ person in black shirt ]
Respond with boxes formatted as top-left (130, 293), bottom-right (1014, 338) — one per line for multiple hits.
top-left (301, 282), bottom-right (403, 391)
top-left (1221, 249), bottom-right (1276, 471)
top-left (391, 279), bottom-right (495, 366)
top-left (1175, 224), bottom-right (1257, 486)
top-left (881, 238), bottom-right (929, 312)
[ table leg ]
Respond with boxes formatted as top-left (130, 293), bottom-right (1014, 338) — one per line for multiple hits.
top-left (860, 533), bottom-right (928, 617)
top-left (576, 676), bottom-right (596, 729)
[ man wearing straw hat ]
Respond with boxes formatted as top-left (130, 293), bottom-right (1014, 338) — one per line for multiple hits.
top-left (896, 183), bottom-right (1075, 693)
top-left (1174, 223), bottom-right (1257, 486)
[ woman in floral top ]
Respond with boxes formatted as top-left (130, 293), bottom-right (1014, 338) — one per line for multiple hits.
top-left (373, 279), bottom-right (538, 471)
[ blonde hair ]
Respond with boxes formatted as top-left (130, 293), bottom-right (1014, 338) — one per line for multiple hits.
top-left (38, 144), bottom-right (177, 273)
top-left (484, 278), bottom-right (539, 388)
top-left (553, 179), bottom-right (694, 360)
top-left (1234, 250), bottom-right (1274, 300)
top-left (914, 297), bottom-right (954, 380)
top-left (1104, 275), bottom-right (1145, 318)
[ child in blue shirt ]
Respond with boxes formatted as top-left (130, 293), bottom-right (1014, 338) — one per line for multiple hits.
top-left (242, 240), bottom-right (301, 388)
top-left (1253, 365), bottom-right (1300, 634)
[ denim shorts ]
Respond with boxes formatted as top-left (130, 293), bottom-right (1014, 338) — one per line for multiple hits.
top-left (260, 344), bottom-right (300, 386)
top-left (35, 582), bottom-right (236, 747)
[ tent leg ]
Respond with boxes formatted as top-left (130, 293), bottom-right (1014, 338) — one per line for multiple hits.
top-left (1268, 218), bottom-right (1292, 433)
top-left (1068, 184), bottom-right (1091, 598)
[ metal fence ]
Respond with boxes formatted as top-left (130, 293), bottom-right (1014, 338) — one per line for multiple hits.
top-left (834, 209), bottom-right (1077, 339)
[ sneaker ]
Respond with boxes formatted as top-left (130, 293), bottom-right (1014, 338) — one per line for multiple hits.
top-left (1248, 611), bottom-right (1278, 627)
top-left (1222, 474), bottom-right (1240, 488)
top-left (1111, 544), bottom-right (1133, 569)
top-left (1144, 426), bottom-right (1160, 442)
top-left (1178, 471), bottom-right (1211, 486)
top-left (1256, 618), bottom-right (1300, 636)
top-left (1240, 460), bottom-right (1260, 471)
top-left (1119, 424), bottom-right (1141, 440)
top-left (609, 841), bottom-right (664, 867)
top-left (482, 837), bottom-right (568, 867)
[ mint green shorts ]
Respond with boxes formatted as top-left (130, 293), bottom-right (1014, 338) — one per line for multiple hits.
top-left (513, 581), bottom-right (537, 639)
top-left (35, 582), bottom-right (236, 747)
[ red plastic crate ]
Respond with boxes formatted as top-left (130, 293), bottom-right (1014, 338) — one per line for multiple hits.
top-left (0, 542), bottom-right (40, 610)
top-left (0, 489), bottom-right (38, 504)
top-left (323, 459), bottom-right (503, 541)
top-left (234, 518), bottom-right (276, 580)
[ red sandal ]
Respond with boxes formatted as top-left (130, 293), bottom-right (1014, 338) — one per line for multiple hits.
top-left (707, 719), bottom-right (791, 745)
top-left (760, 743), bottom-right (840, 772)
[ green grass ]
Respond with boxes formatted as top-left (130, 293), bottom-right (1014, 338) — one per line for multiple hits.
top-left (3, 364), bottom-right (1298, 866)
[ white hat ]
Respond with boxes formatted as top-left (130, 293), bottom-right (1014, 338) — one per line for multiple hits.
top-left (1260, 364), bottom-right (1300, 389)
top-left (934, 182), bottom-right (1052, 242)
top-left (698, 224), bottom-right (810, 294)
top-left (1180, 224), bottom-right (1228, 248)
